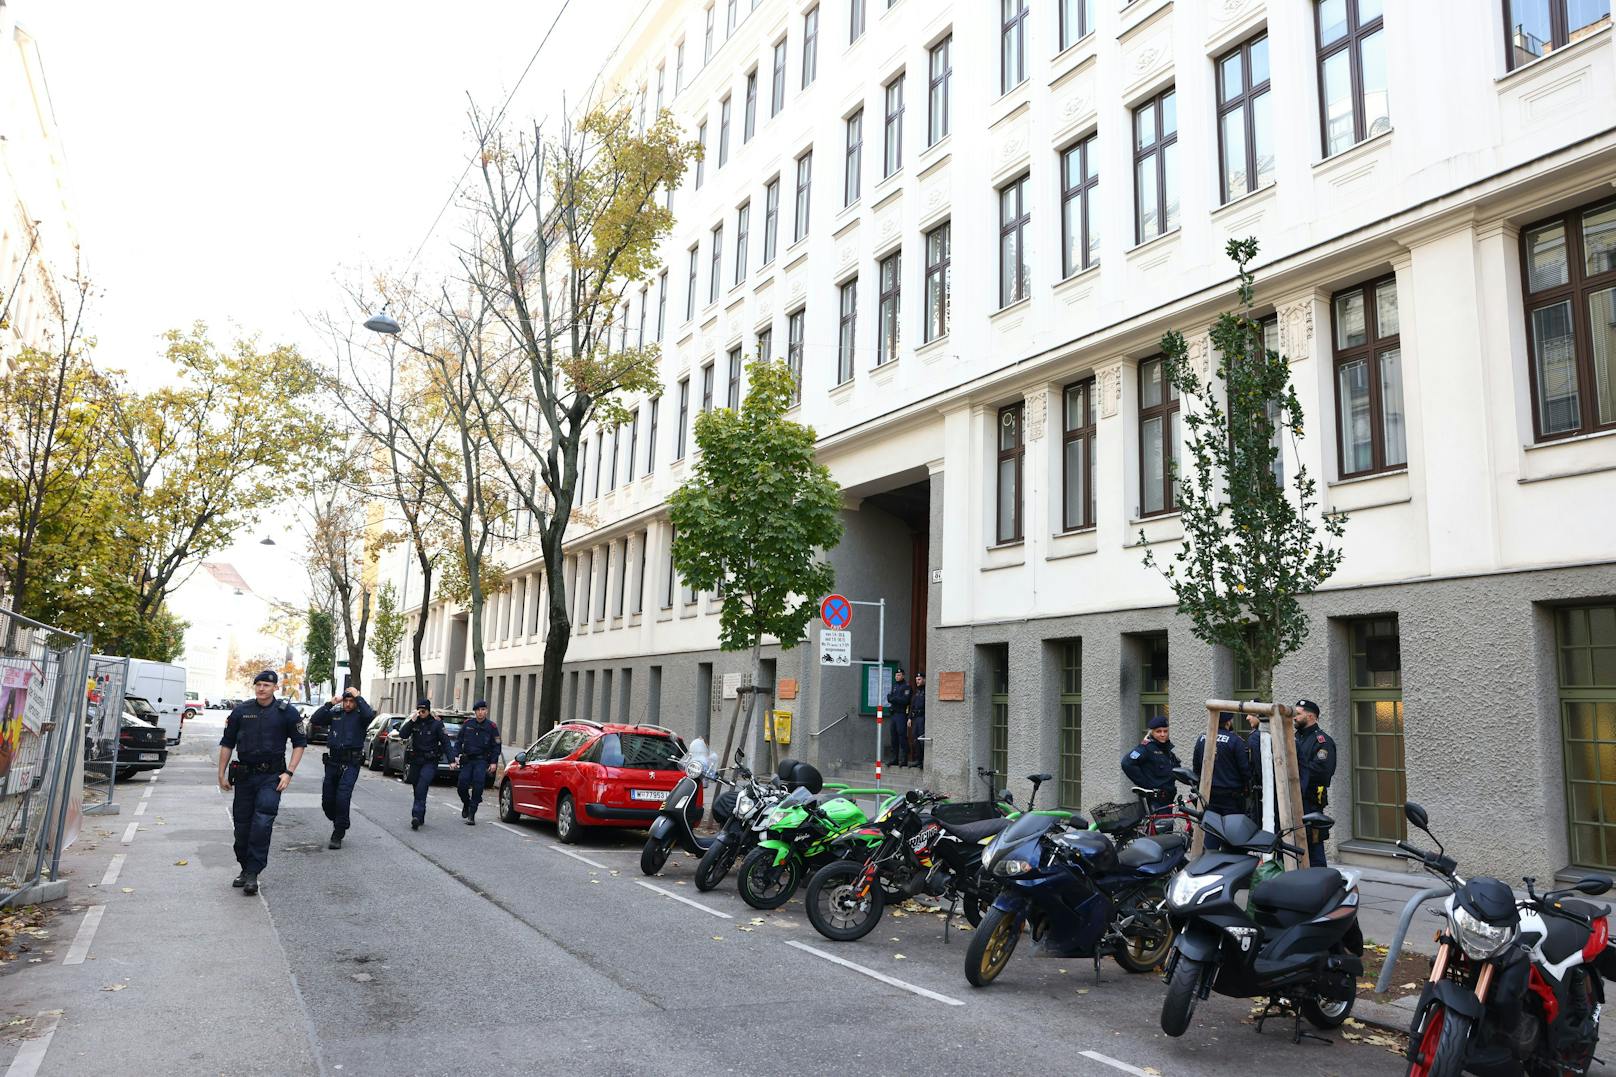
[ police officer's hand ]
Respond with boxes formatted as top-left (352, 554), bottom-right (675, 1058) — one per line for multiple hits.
top-left (218, 776), bottom-right (232, 792)
top-left (276, 771), bottom-right (293, 792)
top-left (487, 763), bottom-right (496, 775)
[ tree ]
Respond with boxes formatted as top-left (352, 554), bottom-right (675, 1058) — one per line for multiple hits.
top-left (306, 473), bottom-right (373, 692)
top-left (458, 101), bottom-right (699, 736)
top-left (305, 609), bottom-right (336, 697)
top-left (231, 652), bottom-right (281, 685)
top-left (1141, 239), bottom-right (1347, 701)
top-left (668, 359), bottom-right (844, 764)
top-left (369, 579), bottom-right (408, 682)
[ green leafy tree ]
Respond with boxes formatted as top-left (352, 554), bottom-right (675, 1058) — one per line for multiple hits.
top-left (369, 580), bottom-right (408, 682)
top-left (668, 360), bottom-right (844, 762)
top-left (305, 609), bottom-right (336, 696)
top-left (1142, 239), bottom-right (1347, 701)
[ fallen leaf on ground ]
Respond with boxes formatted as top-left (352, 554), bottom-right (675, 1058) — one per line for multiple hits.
top-left (893, 954), bottom-right (906, 960)
top-left (120, 887), bottom-right (134, 894)
top-left (174, 860), bottom-right (188, 866)
top-left (102, 983), bottom-right (126, 992)
top-left (711, 936), bottom-right (724, 941)
top-left (738, 927), bottom-right (753, 933)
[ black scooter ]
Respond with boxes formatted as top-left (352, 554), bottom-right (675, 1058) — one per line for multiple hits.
top-left (640, 743), bottom-right (736, 875)
top-left (1159, 809), bottom-right (1364, 1043)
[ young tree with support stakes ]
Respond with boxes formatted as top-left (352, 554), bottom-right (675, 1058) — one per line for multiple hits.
top-left (1141, 238), bottom-right (1347, 703)
top-left (305, 609), bottom-right (336, 698)
top-left (369, 580), bottom-right (408, 687)
top-left (667, 359), bottom-right (843, 768)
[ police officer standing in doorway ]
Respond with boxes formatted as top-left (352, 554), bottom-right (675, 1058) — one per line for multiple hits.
top-left (1194, 711), bottom-right (1253, 848)
top-left (886, 669), bottom-right (912, 768)
top-left (456, 700), bottom-right (501, 825)
top-left (1293, 699), bottom-right (1338, 867)
top-left (311, 687), bottom-right (374, 850)
top-left (1122, 715), bottom-right (1180, 812)
top-left (908, 673), bottom-right (926, 769)
top-left (217, 671), bottom-right (306, 895)
top-left (399, 700), bottom-right (449, 830)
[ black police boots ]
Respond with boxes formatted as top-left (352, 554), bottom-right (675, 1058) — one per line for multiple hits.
top-left (411, 818), bottom-right (421, 830)
top-left (232, 872), bottom-right (247, 888)
top-left (329, 829), bottom-right (343, 850)
top-left (241, 874), bottom-right (259, 895)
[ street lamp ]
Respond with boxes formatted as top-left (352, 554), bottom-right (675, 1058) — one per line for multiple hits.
top-left (364, 309), bottom-right (401, 335)
top-left (259, 534), bottom-right (276, 546)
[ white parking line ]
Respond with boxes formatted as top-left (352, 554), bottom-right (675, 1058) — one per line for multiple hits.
top-left (133, 802), bottom-right (147, 817)
top-left (783, 939), bottom-right (965, 1006)
top-left (120, 822), bottom-right (138, 844)
top-left (635, 880), bottom-right (733, 919)
top-left (4, 1010), bottom-right (62, 1077)
top-left (546, 844), bottom-right (610, 870)
top-left (63, 907), bottom-right (105, 966)
top-left (147, 773), bottom-right (158, 783)
top-left (141, 786), bottom-right (153, 799)
top-left (493, 823), bottom-right (529, 839)
top-left (1078, 1051), bottom-right (1153, 1076)
top-left (100, 855), bottom-right (126, 887)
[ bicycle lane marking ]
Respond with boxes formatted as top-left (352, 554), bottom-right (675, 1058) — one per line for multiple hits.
top-left (782, 939), bottom-right (965, 1005)
top-left (62, 907), bottom-right (105, 966)
top-left (3, 1010), bottom-right (63, 1077)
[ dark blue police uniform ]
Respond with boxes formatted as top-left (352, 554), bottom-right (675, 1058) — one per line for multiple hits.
top-left (455, 708), bottom-right (501, 823)
top-left (1195, 716), bottom-right (1254, 849)
top-left (312, 694), bottom-right (375, 847)
top-left (886, 677), bottom-right (912, 767)
top-left (1121, 736), bottom-right (1181, 811)
top-left (909, 683), bottom-right (926, 767)
top-left (400, 707), bottom-right (450, 828)
top-left (220, 693), bottom-right (307, 886)
top-left (1295, 718), bottom-right (1338, 867)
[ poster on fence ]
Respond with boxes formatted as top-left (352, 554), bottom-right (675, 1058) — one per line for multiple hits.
top-left (0, 662), bottom-right (35, 795)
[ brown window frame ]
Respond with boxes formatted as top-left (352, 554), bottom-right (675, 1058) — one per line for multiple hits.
top-left (701, 360), bottom-right (715, 413)
top-left (726, 346), bottom-right (742, 410)
top-left (1133, 87), bottom-right (1178, 244)
top-left (1062, 378), bottom-right (1097, 531)
top-left (877, 251), bottom-right (901, 366)
top-left (996, 401), bottom-right (1025, 544)
top-left (1216, 32), bottom-right (1272, 204)
top-left (734, 201), bottom-right (749, 286)
top-left (928, 35), bottom-right (951, 146)
top-left (1520, 197), bottom-right (1616, 441)
top-left (1001, 0), bottom-right (1029, 95)
top-left (1504, 0), bottom-right (1611, 71)
top-left (923, 220), bottom-right (951, 343)
top-left (1060, 133), bottom-right (1099, 277)
top-left (1059, 0), bottom-right (1094, 51)
top-left (1330, 274), bottom-right (1406, 478)
top-left (883, 74), bottom-right (904, 179)
top-left (837, 277), bottom-right (858, 385)
top-left (1314, 0), bottom-right (1386, 158)
top-left (1138, 356), bottom-right (1180, 517)
top-left (844, 108), bottom-right (863, 208)
top-left (794, 150), bottom-right (812, 242)
top-left (743, 69), bottom-right (757, 142)
top-left (787, 307), bottom-right (806, 404)
top-left (999, 173), bottom-right (1030, 309)
top-left (675, 378), bottom-right (690, 460)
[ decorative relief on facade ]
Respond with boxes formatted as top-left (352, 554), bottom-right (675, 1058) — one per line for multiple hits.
top-left (1062, 94), bottom-right (1089, 118)
top-left (1278, 301), bottom-right (1313, 361)
top-left (789, 277), bottom-right (806, 299)
top-left (838, 244), bottom-right (855, 267)
top-left (880, 216), bottom-right (898, 239)
top-left (1216, 0), bottom-right (1255, 21)
top-left (1024, 392), bottom-right (1047, 441)
top-left (1185, 333), bottom-right (1211, 378)
top-left (926, 186), bottom-right (945, 208)
top-left (997, 136), bottom-right (1026, 165)
top-left (1097, 363), bottom-right (1124, 418)
top-left (1133, 45), bottom-right (1165, 74)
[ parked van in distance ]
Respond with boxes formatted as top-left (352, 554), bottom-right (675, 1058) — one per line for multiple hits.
top-left (97, 656), bottom-right (188, 744)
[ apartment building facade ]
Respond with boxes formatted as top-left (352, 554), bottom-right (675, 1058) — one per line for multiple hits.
top-left (373, 0), bottom-right (1616, 880)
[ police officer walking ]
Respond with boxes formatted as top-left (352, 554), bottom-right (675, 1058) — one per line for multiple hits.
top-left (908, 673), bottom-right (926, 769)
top-left (217, 671), bottom-right (306, 895)
top-left (398, 700), bottom-right (449, 830)
top-left (1194, 711), bottom-right (1253, 848)
top-left (1293, 698), bottom-right (1338, 867)
top-left (456, 700), bottom-right (502, 825)
top-left (886, 669), bottom-right (912, 768)
top-left (310, 687), bottom-right (374, 850)
top-left (1121, 715), bottom-right (1180, 812)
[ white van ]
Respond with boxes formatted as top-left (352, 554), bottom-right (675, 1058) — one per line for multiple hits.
top-left (98, 657), bottom-right (188, 744)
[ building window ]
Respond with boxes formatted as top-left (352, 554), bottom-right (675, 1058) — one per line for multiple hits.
top-left (1133, 88), bottom-right (1178, 243)
top-left (664, 528), bottom-right (677, 607)
top-left (1062, 379), bottom-right (1096, 531)
top-left (1520, 198), bottom-right (1616, 440)
top-left (1060, 133), bottom-right (1099, 277)
top-left (989, 645), bottom-right (1010, 792)
top-left (762, 178), bottom-right (780, 265)
top-left (1001, 0), bottom-right (1029, 95)
top-left (1558, 605), bottom-right (1616, 868)
top-left (1139, 633), bottom-right (1169, 732)
top-left (726, 346), bottom-right (742, 409)
top-left (787, 308), bottom-right (805, 404)
top-left (802, 5), bottom-right (819, 88)
top-left (578, 437), bottom-right (589, 501)
top-left (756, 326), bottom-right (772, 361)
top-left (734, 201), bottom-right (750, 286)
top-left (924, 221), bottom-right (951, 342)
top-left (676, 41), bottom-right (685, 92)
top-left (686, 246), bottom-right (699, 320)
top-left (655, 63), bottom-right (664, 113)
top-left (1058, 639), bottom-right (1082, 811)
top-left (591, 433), bottom-right (603, 499)
top-left (928, 35), bottom-right (952, 146)
top-left (625, 411), bottom-right (638, 482)
top-left (696, 120), bottom-right (707, 188)
top-left (675, 378), bottom-right (690, 460)
top-left (607, 427), bottom-right (619, 491)
top-left (771, 38), bottom-right (787, 115)
top-left (1139, 355), bottom-right (1180, 516)
top-left (709, 224), bottom-right (723, 303)
top-left (727, 0), bottom-right (738, 36)
top-left (877, 251), bottom-right (901, 365)
top-left (998, 174), bottom-right (1030, 308)
top-left (718, 96), bottom-right (732, 167)
top-left (1316, 0), bottom-right (1389, 157)
top-left (1349, 615), bottom-right (1405, 843)
top-left (646, 398), bottom-right (659, 474)
top-left (1258, 315), bottom-right (1284, 487)
top-left (614, 538), bottom-right (628, 616)
top-left (704, 4), bottom-right (715, 62)
top-left (701, 361), bottom-right (715, 413)
top-left (744, 70), bottom-right (757, 142)
top-left (1059, 0), bottom-right (1095, 51)
top-left (1332, 276), bottom-right (1406, 476)
top-left (656, 269), bottom-right (668, 340)
top-left (1217, 33), bottom-right (1273, 203)
top-left (850, 0), bottom-right (865, 41)
top-left (996, 401), bottom-right (1024, 544)
top-left (1507, 0), bottom-right (1613, 68)
top-left (883, 75), bottom-right (904, 178)
top-left (837, 278), bottom-right (858, 384)
top-left (634, 531), bottom-right (648, 613)
top-left (844, 109), bottom-right (863, 207)
top-left (794, 151), bottom-right (813, 242)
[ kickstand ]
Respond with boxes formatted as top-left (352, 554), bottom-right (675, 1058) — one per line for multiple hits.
top-left (1254, 997), bottom-right (1331, 1046)
top-left (1092, 953), bottom-right (1102, 983)
top-left (944, 894), bottom-right (958, 944)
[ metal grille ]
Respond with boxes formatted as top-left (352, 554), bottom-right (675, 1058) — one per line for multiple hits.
top-left (1559, 605), bottom-right (1616, 867)
top-left (1058, 640), bottom-right (1082, 811)
top-left (989, 646), bottom-right (1008, 793)
top-left (1349, 616), bottom-right (1405, 842)
top-left (1139, 633), bottom-right (1169, 733)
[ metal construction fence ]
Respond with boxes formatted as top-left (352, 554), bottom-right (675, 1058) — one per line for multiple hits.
top-left (83, 654), bottom-right (131, 813)
top-left (0, 604), bottom-right (92, 906)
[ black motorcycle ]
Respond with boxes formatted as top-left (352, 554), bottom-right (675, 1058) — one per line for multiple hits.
top-left (693, 754), bottom-right (792, 891)
top-left (1159, 809), bottom-right (1364, 1041)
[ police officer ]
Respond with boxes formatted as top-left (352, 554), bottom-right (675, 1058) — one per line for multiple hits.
top-left (908, 673), bottom-right (926, 769)
top-left (1122, 715), bottom-right (1180, 811)
top-left (1194, 711), bottom-right (1254, 848)
top-left (1293, 699), bottom-right (1338, 867)
top-left (217, 671), bottom-right (306, 895)
top-left (398, 699), bottom-right (449, 830)
top-left (886, 669), bottom-right (912, 768)
top-left (311, 687), bottom-right (374, 850)
top-left (456, 700), bottom-right (501, 825)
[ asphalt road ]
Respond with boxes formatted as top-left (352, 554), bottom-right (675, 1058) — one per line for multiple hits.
top-left (3, 712), bottom-right (1406, 1076)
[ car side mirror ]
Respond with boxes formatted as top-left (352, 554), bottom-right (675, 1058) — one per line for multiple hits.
top-left (514, 752), bottom-right (528, 767)
top-left (1576, 876), bottom-right (1613, 896)
top-left (1404, 801), bottom-right (1429, 831)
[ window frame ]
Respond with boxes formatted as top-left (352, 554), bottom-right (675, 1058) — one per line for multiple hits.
top-left (685, 245), bottom-right (699, 320)
top-left (794, 151), bottom-right (813, 242)
top-left (877, 250), bottom-right (901, 366)
top-left (625, 412), bottom-right (638, 482)
top-left (1058, 0), bottom-right (1094, 51)
top-left (675, 378), bottom-right (690, 460)
top-left (1059, 133), bottom-right (1099, 278)
top-left (802, 5), bottom-right (819, 88)
top-left (708, 223), bottom-right (723, 304)
top-left (646, 397), bottom-right (659, 473)
top-left (718, 95), bottom-right (732, 167)
top-left (844, 108), bottom-right (863, 208)
top-left (928, 35), bottom-right (952, 146)
top-left (1519, 197), bottom-right (1616, 442)
top-left (704, 4), bottom-right (716, 62)
top-left (1216, 32), bottom-right (1272, 204)
top-left (837, 277), bottom-right (858, 385)
top-left (695, 120), bottom-right (707, 188)
top-left (1330, 274), bottom-right (1406, 478)
top-left (1138, 355), bottom-right (1180, 517)
top-left (995, 401), bottom-right (1025, 544)
top-left (851, 0), bottom-right (866, 42)
top-left (1314, 0), bottom-right (1388, 157)
top-left (656, 269), bottom-right (668, 340)
top-left (1133, 87), bottom-right (1178, 244)
top-left (1505, 0), bottom-right (1614, 70)
top-left (883, 74), bottom-right (904, 178)
top-left (743, 69), bottom-right (757, 142)
top-left (1001, 0), bottom-right (1029, 95)
top-left (726, 346), bottom-right (743, 410)
top-left (923, 220), bottom-right (951, 343)
top-left (787, 307), bottom-right (806, 404)
top-left (762, 177), bottom-right (780, 265)
top-left (734, 201), bottom-right (750, 286)
top-left (701, 361), bottom-right (715, 414)
top-left (771, 38), bottom-right (788, 115)
top-left (998, 173), bottom-right (1031, 309)
top-left (1061, 378), bottom-right (1097, 531)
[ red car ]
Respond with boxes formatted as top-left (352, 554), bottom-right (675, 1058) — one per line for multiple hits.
top-left (497, 720), bottom-right (699, 844)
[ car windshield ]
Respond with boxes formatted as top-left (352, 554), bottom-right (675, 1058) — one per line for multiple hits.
top-left (597, 733), bottom-right (680, 769)
top-left (126, 697), bottom-right (158, 720)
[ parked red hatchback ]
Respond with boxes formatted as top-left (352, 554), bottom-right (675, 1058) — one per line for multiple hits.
top-left (497, 720), bottom-right (698, 843)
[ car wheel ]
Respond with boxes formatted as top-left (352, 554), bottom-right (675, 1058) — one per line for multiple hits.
top-left (115, 767), bottom-right (135, 782)
top-left (556, 793), bottom-right (581, 844)
top-left (368, 746), bottom-right (383, 771)
top-left (499, 781), bottom-right (520, 823)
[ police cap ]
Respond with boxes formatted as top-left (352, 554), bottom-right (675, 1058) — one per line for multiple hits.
top-left (1294, 698), bottom-right (1321, 716)
top-left (253, 670), bottom-right (278, 685)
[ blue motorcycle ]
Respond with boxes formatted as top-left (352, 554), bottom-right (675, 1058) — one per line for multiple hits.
top-left (965, 813), bottom-right (1187, 986)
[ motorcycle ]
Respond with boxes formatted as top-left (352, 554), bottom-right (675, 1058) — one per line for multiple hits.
top-left (965, 808), bottom-right (1187, 986)
top-left (640, 739), bottom-right (732, 875)
top-left (1378, 800), bottom-right (1615, 1076)
top-left (693, 754), bottom-right (795, 891)
top-left (1159, 808), bottom-right (1364, 1041)
top-left (735, 766), bottom-right (886, 910)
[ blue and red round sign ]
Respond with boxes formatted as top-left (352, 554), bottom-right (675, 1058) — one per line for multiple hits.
top-left (820, 594), bottom-right (852, 630)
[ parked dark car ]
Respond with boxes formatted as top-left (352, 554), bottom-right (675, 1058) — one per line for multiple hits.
top-left (88, 696), bottom-right (168, 780)
top-left (384, 709), bottom-right (484, 780)
top-left (363, 715), bottom-right (407, 770)
top-left (295, 701), bottom-right (330, 744)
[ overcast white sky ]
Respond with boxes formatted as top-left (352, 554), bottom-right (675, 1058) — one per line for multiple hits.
top-left (22, 0), bottom-right (640, 597)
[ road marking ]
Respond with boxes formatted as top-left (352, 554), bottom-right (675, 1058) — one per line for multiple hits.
top-left (4, 1010), bottom-right (62, 1077)
top-left (141, 786), bottom-right (153, 799)
top-left (100, 855), bottom-right (126, 887)
top-left (63, 907), bottom-right (105, 966)
top-left (133, 802), bottom-right (147, 817)
top-left (147, 773), bottom-right (158, 783)
top-left (494, 823), bottom-right (529, 839)
top-left (783, 940), bottom-right (965, 1006)
top-left (636, 880), bottom-right (733, 919)
top-left (1079, 1052), bottom-right (1153, 1076)
top-left (546, 845), bottom-right (610, 870)
top-left (120, 823), bottom-right (138, 844)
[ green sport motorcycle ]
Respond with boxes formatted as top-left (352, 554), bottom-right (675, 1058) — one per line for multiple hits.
top-left (736, 785), bottom-right (892, 910)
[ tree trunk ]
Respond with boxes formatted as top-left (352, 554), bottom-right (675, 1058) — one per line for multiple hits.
top-left (346, 587), bottom-right (371, 692)
top-left (410, 558), bottom-right (434, 704)
top-left (534, 524), bottom-right (574, 736)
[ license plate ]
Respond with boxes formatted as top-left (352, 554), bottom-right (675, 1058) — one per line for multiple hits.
top-left (140, 753), bottom-right (159, 761)
top-left (630, 789), bottom-right (669, 802)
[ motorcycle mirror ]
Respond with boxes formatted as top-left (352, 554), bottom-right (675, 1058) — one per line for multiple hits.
top-left (1172, 767), bottom-right (1195, 786)
top-left (1403, 801), bottom-right (1429, 831)
top-left (998, 788), bottom-right (1013, 803)
top-left (1576, 875), bottom-right (1613, 896)
top-left (734, 748), bottom-right (746, 765)
top-left (514, 752), bottom-right (528, 766)
top-left (905, 789), bottom-right (923, 803)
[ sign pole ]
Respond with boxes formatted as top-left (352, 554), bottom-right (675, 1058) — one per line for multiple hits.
top-left (875, 598), bottom-right (885, 786)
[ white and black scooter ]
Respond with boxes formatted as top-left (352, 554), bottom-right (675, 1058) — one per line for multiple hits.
top-left (640, 739), bottom-right (734, 875)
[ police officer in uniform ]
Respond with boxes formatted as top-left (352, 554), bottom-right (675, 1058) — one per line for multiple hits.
top-left (217, 671), bottom-right (306, 895)
top-left (1121, 715), bottom-right (1180, 812)
top-left (1194, 711), bottom-right (1254, 848)
top-left (455, 700), bottom-right (501, 825)
top-left (908, 673), bottom-right (926, 769)
top-left (310, 687), bottom-right (374, 850)
top-left (398, 699), bottom-right (449, 830)
top-left (886, 669), bottom-right (912, 768)
top-left (1293, 698), bottom-right (1338, 867)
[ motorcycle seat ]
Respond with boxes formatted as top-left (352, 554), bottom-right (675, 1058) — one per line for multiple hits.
top-left (1118, 836), bottom-right (1178, 869)
top-left (935, 816), bottom-right (1013, 844)
top-left (1537, 909), bottom-right (1594, 964)
top-left (1250, 868), bottom-right (1346, 915)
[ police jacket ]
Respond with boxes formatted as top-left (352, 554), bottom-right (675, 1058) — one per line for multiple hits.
top-left (221, 697), bottom-right (307, 766)
top-left (312, 697), bottom-right (376, 752)
top-left (1193, 728), bottom-right (1253, 792)
top-left (910, 687), bottom-right (926, 725)
top-left (456, 717), bottom-right (502, 763)
top-left (886, 682), bottom-right (912, 718)
top-left (1295, 722), bottom-right (1337, 809)
top-left (400, 716), bottom-right (450, 762)
top-left (1121, 738), bottom-right (1180, 793)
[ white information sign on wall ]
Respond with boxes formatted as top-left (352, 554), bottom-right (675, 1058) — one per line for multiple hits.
top-left (820, 629), bottom-right (851, 667)
top-left (721, 672), bottom-right (743, 699)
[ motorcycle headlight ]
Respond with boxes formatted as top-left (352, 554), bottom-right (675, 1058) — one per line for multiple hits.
top-left (1167, 871), bottom-right (1222, 910)
top-left (1453, 905), bottom-right (1518, 959)
top-left (994, 858), bottom-right (1033, 878)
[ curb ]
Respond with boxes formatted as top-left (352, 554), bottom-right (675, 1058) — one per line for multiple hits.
top-left (1353, 995), bottom-right (1412, 1036)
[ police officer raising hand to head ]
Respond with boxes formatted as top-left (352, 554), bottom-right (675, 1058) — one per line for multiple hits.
top-left (218, 671), bottom-right (307, 896)
top-left (311, 686), bottom-right (374, 850)
top-left (399, 700), bottom-right (449, 830)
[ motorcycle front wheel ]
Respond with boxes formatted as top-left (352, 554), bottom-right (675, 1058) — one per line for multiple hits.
top-left (964, 906), bottom-right (1020, 987)
top-left (1113, 887), bottom-right (1175, 973)
top-left (694, 834), bottom-right (740, 892)
top-left (805, 860), bottom-right (886, 941)
top-left (738, 846), bottom-right (802, 910)
top-left (1406, 1003), bottom-right (1468, 1077)
top-left (1160, 956), bottom-right (1205, 1037)
top-left (640, 833), bottom-right (674, 876)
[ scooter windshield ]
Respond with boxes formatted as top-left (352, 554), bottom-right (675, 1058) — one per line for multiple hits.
top-left (982, 812), bottom-right (1060, 871)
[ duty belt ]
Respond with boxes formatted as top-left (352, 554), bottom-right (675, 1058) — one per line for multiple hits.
top-left (240, 760), bottom-right (285, 774)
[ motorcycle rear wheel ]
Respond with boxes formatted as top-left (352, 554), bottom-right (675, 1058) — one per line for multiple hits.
top-left (694, 835), bottom-right (740, 892)
top-left (1160, 956), bottom-right (1204, 1037)
top-left (640, 833), bottom-right (674, 876)
top-left (738, 846), bottom-right (802, 910)
top-left (1407, 1004), bottom-right (1468, 1077)
top-left (1301, 993), bottom-right (1354, 1029)
top-left (964, 907), bottom-right (1020, 987)
top-left (805, 860), bottom-right (886, 941)
top-left (1113, 888), bottom-right (1175, 973)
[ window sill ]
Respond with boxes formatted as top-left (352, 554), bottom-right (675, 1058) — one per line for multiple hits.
top-left (828, 378), bottom-right (855, 401)
top-left (1126, 512), bottom-right (1183, 548)
top-left (989, 80), bottom-right (1031, 129)
top-left (870, 357), bottom-right (900, 384)
top-left (1126, 228), bottom-right (1181, 258)
top-left (1314, 127), bottom-right (1393, 173)
top-left (981, 540), bottom-right (1026, 572)
top-left (784, 239), bottom-right (809, 267)
top-left (917, 136), bottom-right (951, 174)
top-left (1496, 23), bottom-right (1611, 85)
top-left (1519, 427), bottom-right (1616, 484)
top-left (1053, 262), bottom-right (1100, 294)
top-left (991, 296), bottom-right (1033, 322)
top-left (1047, 527), bottom-right (1098, 561)
top-left (914, 334), bottom-right (950, 363)
top-left (837, 200), bottom-right (861, 225)
top-left (1328, 468), bottom-right (1411, 512)
top-left (1210, 181), bottom-right (1276, 220)
top-left (875, 170), bottom-right (903, 198)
